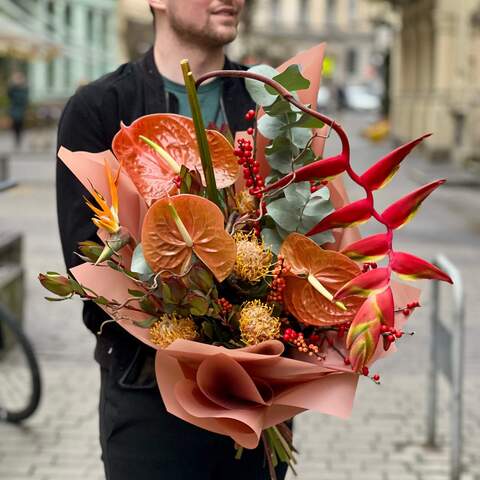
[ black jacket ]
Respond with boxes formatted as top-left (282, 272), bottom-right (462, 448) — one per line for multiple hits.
top-left (56, 48), bottom-right (255, 367)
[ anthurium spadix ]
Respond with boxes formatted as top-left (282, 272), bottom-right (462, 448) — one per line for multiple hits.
top-left (306, 198), bottom-right (372, 236)
top-left (333, 267), bottom-right (389, 301)
top-left (360, 134), bottom-right (432, 191)
top-left (341, 233), bottom-right (390, 263)
top-left (381, 179), bottom-right (445, 229)
top-left (391, 252), bottom-right (453, 283)
top-left (262, 153), bottom-right (347, 193)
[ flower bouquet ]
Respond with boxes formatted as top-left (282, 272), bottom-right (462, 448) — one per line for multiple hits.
top-left (40, 45), bottom-right (451, 478)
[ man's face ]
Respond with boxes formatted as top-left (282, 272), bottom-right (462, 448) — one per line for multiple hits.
top-left (162, 0), bottom-right (245, 48)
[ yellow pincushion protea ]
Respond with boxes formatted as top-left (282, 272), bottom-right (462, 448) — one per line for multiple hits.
top-left (149, 314), bottom-right (198, 348)
top-left (233, 232), bottom-right (272, 283)
top-left (239, 300), bottom-right (281, 345)
top-left (235, 190), bottom-right (257, 214)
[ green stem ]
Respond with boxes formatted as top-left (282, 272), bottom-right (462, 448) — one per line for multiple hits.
top-left (180, 60), bottom-right (222, 208)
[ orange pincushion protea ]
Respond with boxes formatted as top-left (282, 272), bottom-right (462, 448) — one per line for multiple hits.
top-left (280, 233), bottom-right (364, 326)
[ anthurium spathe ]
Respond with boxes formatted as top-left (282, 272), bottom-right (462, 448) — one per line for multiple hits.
top-left (360, 134), bottom-right (432, 191)
top-left (141, 194), bottom-right (236, 282)
top-left (341, 233), bottom-right (390, 263)
top-left (112, 114), bottom-right (240, 205)
top-left (280, 233), bottom-right (363, 326)
top-left (306, 198), bottom-right (373, 236)
top-left (391, 252), bottom-right (453, 283)
top-left (381, 180), bottom-right (445, 230)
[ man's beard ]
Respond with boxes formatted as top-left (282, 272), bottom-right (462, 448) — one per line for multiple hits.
top-left (169, 10), bottom-right (238, 48)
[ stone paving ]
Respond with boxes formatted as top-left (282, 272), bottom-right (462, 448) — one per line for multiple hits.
top-left (0, 114), bottom-right (479, 480)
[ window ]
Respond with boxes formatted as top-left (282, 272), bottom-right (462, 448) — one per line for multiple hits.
top-left (346, 48), bottom-right (358, 75)
top-left (326, 0), bottom-right (337, 26)
top-left (298, 0), bottom-right (310, 27)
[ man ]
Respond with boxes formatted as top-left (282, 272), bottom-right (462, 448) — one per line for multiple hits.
top-left (57, 1), bottom-right (288, 479)
top-left (7, 72), bottom-right (29, 149)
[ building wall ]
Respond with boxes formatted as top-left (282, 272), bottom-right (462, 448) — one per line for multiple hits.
top-left (232, 0), bottom-right (389, 86)
top-left (10, 0), bottom-right (120, 102)
top-left (390, 0), bottom-right (480, 163)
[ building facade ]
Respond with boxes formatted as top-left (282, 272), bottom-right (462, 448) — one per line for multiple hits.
top-left (387, 0), bottom-right (480, 164)
top-left (3, 0), bottom-right (119, 102)
top-left (232, 0), bottom-right (389, 86)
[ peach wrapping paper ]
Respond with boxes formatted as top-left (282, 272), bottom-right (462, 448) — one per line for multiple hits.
top-left (71, 261), bottom-right (420, 449)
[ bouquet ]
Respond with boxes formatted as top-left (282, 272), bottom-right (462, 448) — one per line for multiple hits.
top-left (40, 45), bottom-right (451, 478)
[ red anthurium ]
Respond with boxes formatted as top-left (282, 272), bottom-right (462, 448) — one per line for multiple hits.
top-left (333, 267), bottom-right (389, 301)
top-left (346, 294), bottom-right (383, 372)
top-left (262, 153), bottom-right (347, 192)
top-left (381, 180), bottom-right (445, 230)
top-left (341, 233), bottom-right (390, 262)
top-left (360, 134), bottom-right (431, 191)
top-left (306, 198), bottom-right (372, 236)
top-left (391, 251), bottom-right (453, 283)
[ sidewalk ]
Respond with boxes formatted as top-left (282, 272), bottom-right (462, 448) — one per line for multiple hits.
top-left (0, 115), bottom-right (479, 480)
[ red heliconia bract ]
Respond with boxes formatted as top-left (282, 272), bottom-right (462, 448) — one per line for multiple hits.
top-left (262, 153), bottom-right (348, 192)
top-left (334, 267), bottom-right (389, 301)
top-left (306, 198), bottom-right (372, 236)
top-left (341, 233), bottom-right (390, 262)
top-left (381, 179), bottom-right (445, 230)
top-left (391, 251), bottom-right (453, 283)
top-left (360, 134), bottom-right (432, 191)
top-left (346, 294), bottom-right (383, 372)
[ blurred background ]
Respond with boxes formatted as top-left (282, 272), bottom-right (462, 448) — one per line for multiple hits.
top-left (0, 1), bottom-right (479, 480)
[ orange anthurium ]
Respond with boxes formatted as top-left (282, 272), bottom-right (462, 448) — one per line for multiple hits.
top-left (112, 113), bottom-right (240, 205)
top-left (142, 194), bottom-right (236, 282)
top-left (85, 160), bottom-right (121, 234)
top-left (280, 233), bottom-right (364, 326)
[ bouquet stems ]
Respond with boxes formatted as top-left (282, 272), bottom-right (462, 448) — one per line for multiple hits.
top-left (262, 423), bottom-right (297, 480)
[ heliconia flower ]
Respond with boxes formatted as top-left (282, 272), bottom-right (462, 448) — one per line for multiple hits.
top-left (346, 294), bottom-right (383, 372)
top-left (391, 251), bottom-right (453, 283)
top-left (360, 134), bottom-right (431, 191)
top-left (85, 160), bottom-right (121, 234)
top-left (262, 153), bottom-right (347, 192)
top-left (341, 233), bottom-right (390, 262)
top-left (381, 179), bottom-right (445, 229)
top-left (306, 198), bottom-right (372, 236)
top-left (333, 267), bottom-right (389, 301)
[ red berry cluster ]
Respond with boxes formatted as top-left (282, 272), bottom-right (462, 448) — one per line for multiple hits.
top-left (309, 179), bottom-right (327, 193)
top-left (282, 329), bottom-right (321, 358)
top-left (362, 262), bottom-right (378, 273)
top-left (173, 174), bottom-right (182, 189)
top-left (381, 324), bottom-right (404, 350)
top-left (218, 297), bottom-right (233, 314)
top-left (245, 109), bottom-right (255, 122)
top-left (235, 139), bottom-right (264, 195)
top-left (402, 301), bottom-right (420, 316)
top-left (267, 255), bottom-right (290, 303)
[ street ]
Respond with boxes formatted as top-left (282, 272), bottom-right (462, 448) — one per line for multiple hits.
top-left (0, 113), bottom-right (479, 480)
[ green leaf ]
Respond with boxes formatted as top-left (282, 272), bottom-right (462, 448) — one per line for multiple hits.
top-left (189, 295), bottom-right (209, 316)
top-left (257, 115), bottom-right (285, 140)
top-left (202, 320), bottom-right (215, 340)
top-left (93, 296), bottom-right (110, 306)
top-left (139, 297), bottom-right (156, 315)
top-left (133, 317), bottom-right (158, 329)
top-left (283, 113), bottom-right (325, 129)
top-left (283, 182), bottom-right (311, 204)
top-left (266, 198), bottom-right (299, 232)
top-left (188, 265), bottom-right (214, 292)
top-left (265, 136), bottom-right (293, 156)
top-left (179, 165), bottom-right (192, 194)
top-left (45, 296), bottom-right (69, 302)
top-left (128, 289), bottom-right (145, 298)
top-left (264, 97), bottom-right (296, 116)
top-left (290, 127), bottom-right (311, 148)
top-left (266, 64), bottom-right (310, 94)
top-left (245, 64), bottom-right (279, 106)
top-left (302, 186), bottom-right (332, 217)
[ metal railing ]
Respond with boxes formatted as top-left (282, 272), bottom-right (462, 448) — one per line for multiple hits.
top-left (427, 254), bottom-right (465, 480)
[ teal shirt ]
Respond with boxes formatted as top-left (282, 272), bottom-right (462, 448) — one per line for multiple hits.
top-left (163, 77), bottom-right (227, 132)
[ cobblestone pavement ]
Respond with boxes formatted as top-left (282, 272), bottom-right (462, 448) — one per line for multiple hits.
top-left (0, 114), bottom-right (479, 480)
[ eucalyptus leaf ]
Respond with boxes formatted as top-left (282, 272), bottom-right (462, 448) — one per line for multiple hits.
top-left (309, 230), bottom-right (335, 245)
top-left (131, 244), bottom-right (154, 277)
top-left (261, 227), bottom-right (284, 254)
top-left (245, 64), bottom-right (279, 106)
top-left (265, 136), bottom-right (293, 156)
top-left (266, 198), bottom-right (299, 232)
top-left (267, 153), bottom-right (294, 175)
top-left (257, 115), bottom-right (285, 140)
top-left (302, 187), bottom-right (333, 217)
top-left (290, 127), bottom-right (311, 148)
top-left (283, 182), bottom-right (311, 204)
top-left (266, 64), bottom-right (310, 94)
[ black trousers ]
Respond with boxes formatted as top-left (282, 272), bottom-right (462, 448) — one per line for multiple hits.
top-left (99, 346), bottom-right (288, 480)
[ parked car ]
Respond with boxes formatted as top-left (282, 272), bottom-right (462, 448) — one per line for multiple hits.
top-left (344, 85), bottom-right (381, 111)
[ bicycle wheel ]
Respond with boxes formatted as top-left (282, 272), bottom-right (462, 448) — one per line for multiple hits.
top-left (0, 303), bottom-right (42, 422)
